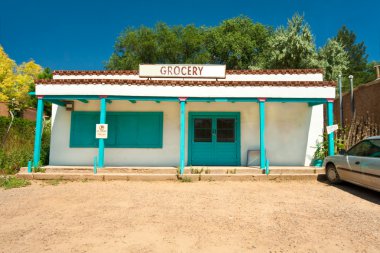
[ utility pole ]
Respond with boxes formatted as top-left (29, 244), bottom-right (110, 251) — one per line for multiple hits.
top-left (349, 75), bottom-right (354, 119)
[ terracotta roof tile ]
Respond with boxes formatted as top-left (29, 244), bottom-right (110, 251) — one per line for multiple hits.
top-left (35, 79), bottom-right (336, 87)
top-left (53, 69), bottom-right (324, 76)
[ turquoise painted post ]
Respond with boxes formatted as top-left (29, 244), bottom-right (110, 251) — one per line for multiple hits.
top-left (265, 160), bottom-right (270, 175)
top-left (93, 156), bottom-right (97, 174)
top-left (33, 97), bottom-right (44, 167)
top-left (179, 98), bottom-right (187, 174)
top-left (327, 99), bottom-right (335, 156)
top-left (27, 161), bottom-right (32, 173)
top-left (259, 98), bottom-right (266, 169)
top-left (98, 96), bottom-right (107, 168)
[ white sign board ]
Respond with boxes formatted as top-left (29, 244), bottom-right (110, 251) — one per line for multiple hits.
top-left (139, 64), bottom-right (226, 79)
top-left (96, 124), bottom-right (108, 139)
top-left (326, 124), bottom-right (338, 134)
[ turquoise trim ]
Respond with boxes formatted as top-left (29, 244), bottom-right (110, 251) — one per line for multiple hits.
top-left (40, 95), bottom-right (178, 101)
top-left (308, 102), bottom-right (324, 107)
top-left (327, 101), bottom-right (335, 156)
top-left (266, 98), bottom-right (326, 103)
top-left (70, 111), bottom-right (164, 148)
top-left (27, 161), bottom-right (32, 173)
top-left (259, 101), bottom-right (266, 169)
top-left (45, 99), bottom-right (66, 107)
top-left (179, 101), bottom-right (186, 174)
top-left (39, 95), bottom-right (327, 104)
top-left (188, 112), bottom-right (241, 166)
top-left (93, 156), bottom-right (97, 174)
top-left (33, 98), bottom-right (44, 167)
top-left (98, 98), bottom-right (107, 167)
top-left (265, 160), bottom-right (270, 175)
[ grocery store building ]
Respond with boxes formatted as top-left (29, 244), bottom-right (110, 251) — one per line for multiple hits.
top-left (31, 65), bottom-right (336, 173)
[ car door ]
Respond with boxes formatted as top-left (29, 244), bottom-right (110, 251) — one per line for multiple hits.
top-left (345, 140), bottom-right (371, 185)
top-left (357, 139), bottom-right (380, 190)
top-left (346, 139), bottom-right (380, 189)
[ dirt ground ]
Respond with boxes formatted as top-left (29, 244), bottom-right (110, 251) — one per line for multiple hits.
top-left (0, 180), bottom-right (379, 253)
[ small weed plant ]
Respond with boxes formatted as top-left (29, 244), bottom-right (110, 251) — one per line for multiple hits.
top-left (0, 176), bottom-right (30, 189)
top-left (190, 168), bottom-right (203, 174)
top-left (180, 176), bottom-right (192, 183)
top-left (226, 169), bottom-right (237, 174)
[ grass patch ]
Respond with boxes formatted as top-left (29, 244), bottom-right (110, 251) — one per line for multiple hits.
top-left (0, 176), bottom-right (31, 189)
top-left (180, 176), bottom-right (192, 183)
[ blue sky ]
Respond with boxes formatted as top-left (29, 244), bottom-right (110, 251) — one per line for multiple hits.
top-left (1, 0), bottom-right (379, 70)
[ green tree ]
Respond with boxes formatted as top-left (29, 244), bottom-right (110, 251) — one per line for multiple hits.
top-left (335, 25), bottom-right (375, 89)
top-left (318, 39), bottom-right (349, 81)
top-left (180, 25), bottom-right (211, 64)
top-left (106, 17), bottom-right (270, 70)
top-left (37, 67), bottom-right (53, 79)
top-left (206, 16), bottom-right (270, 69)
top-left (264, 14), bottom-right (320, 69)
top-left (106, 23), bottom-right (211, 70)
top-left (336, 26), bottom-right (367, 74)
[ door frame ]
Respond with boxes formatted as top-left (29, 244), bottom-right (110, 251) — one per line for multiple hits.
top-left (187, 112), bottom-right (241, 166)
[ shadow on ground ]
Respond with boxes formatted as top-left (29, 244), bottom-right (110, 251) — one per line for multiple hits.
top-left (318, 176), bottom-right (380, 205)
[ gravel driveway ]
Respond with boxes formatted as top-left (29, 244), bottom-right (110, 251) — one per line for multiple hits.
top-left (0, 180), bottom-right (379, 253)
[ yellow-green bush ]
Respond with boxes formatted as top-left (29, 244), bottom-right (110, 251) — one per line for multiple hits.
top-left (0, 116), bottom-right (50, 174)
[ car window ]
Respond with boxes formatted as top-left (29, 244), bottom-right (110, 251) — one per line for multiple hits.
top-left (347, 139), bottom-right (380, 157)
top-left (368, 139), bottom-right (380, 157)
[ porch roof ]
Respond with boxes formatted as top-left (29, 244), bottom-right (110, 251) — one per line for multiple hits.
top-left (34, 68), bottom-right (335, 99)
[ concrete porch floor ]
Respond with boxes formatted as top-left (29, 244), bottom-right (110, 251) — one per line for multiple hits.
top-left (17, 166), bottom-right (325, 181)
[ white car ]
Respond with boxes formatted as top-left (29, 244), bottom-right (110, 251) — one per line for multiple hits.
top-left (323, 136), bottom-right (380, 192)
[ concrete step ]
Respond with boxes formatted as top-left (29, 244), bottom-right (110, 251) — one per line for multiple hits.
top-left (269, 167), bottom-right (325, 175)
top-left (184, 167), bottom-right (263, 175)
top-left (19, 166), bottom-right (324, 177)
top-left (20, 166), bottom-right (178, 174)
top-left (17, 173), bottom-right (178, 181)
top-left (17, 172), bottom-right (322, 181)
top-left (184, 167), bottom-right (324, 175)
top-left (181, 174), bottom-right (321, 181)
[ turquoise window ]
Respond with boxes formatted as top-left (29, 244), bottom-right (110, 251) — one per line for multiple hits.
top-left (70, 112), bottom-right (163, 148)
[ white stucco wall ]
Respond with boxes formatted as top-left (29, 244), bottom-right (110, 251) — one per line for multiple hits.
top-left (49, 101), bottom-right (321, 167)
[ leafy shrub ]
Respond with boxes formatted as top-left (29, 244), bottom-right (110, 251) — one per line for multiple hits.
top-left (0, 116), bottom-right (50, 174)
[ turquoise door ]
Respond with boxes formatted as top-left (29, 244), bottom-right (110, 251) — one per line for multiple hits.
top-left (188, 112), bottom-right (240, 166)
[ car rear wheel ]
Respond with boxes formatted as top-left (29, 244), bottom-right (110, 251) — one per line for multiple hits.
top-left (326, 163), bottom-right (341, 184)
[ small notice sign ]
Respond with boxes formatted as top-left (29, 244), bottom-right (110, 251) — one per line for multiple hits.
top-left (96, 124), bottom-right (108, 139)
top-left (326, 124), bottom-right (338, 134)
